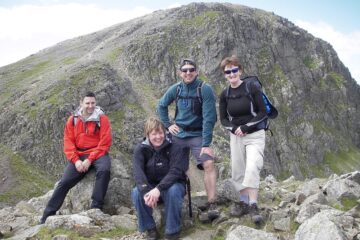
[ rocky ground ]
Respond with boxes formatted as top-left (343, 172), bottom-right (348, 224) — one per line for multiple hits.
top-left (0, 171), bottom-right (359, 240)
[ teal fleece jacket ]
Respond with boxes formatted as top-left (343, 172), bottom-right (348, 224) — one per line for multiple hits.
top-left (157, 78), bottom-right (217, 147)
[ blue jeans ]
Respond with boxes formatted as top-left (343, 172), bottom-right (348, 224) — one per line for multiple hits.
top-left (132, 183), bottom-right (185, 235)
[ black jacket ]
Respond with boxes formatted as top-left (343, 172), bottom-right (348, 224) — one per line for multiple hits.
top-left (133, 138), bottom-right (188, 196)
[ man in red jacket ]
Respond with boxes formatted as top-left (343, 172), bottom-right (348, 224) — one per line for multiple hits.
top-left (40, 91), bottom-right (112, 224)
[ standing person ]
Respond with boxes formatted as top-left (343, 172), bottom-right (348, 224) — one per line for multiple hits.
top-left (219, 55), bottom-right (266, 224)
top-left (40, 91), bottom-right (112, 224)
top-left (132, 117), bottom-right (188, 240)
top-left (157, 58), bottom-right (218, 219)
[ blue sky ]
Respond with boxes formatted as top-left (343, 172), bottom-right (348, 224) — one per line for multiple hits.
top-left (1, 0), bottom-right (359, 82)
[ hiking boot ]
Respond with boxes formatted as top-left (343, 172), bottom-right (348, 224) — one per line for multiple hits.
top-left (164, 231), bottom-right (181, 240)
top-left (230, 201), bottom-right (249, 217)
top-left (207, 202), bottom-right (220, 220)
top-left (39, 217), bottom-right (46, 225)
top-left (249, 203), bottom-right (263, 224)
top-left (146, 228), bottom-right (159, 240)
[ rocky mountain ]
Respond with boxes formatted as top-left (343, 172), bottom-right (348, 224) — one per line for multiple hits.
top-left (0, 1), bottom-right (359, 214)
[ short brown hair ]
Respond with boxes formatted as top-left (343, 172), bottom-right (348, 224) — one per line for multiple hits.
top-left (220, 55), bottom-right (242, 71)
top-left (144, 116), bottom-right (166, 137)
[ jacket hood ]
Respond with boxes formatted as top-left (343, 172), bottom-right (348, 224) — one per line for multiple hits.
top-left (74, 106), bottom-right (104, 122)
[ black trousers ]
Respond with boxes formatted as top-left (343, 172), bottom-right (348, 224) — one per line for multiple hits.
top-left (42, 154), bottom-right (111, 219)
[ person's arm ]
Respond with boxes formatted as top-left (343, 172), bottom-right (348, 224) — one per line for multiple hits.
top-left (87, 115), bottom-right (112, 162)
top-left (156, 146), bottom-right (188, 192)
top-left (133, 144), bottom-right (152, 196)
top-left (63, 116), bottom-right (80, 163)
top-left (157, 84), bottom-right (177, 128)
top-left (239, 82), bottom-right (267, 133)
top-left (219, 89), bottom-right (238, 133)
top-left (201, 84), bottom-right (217, 147)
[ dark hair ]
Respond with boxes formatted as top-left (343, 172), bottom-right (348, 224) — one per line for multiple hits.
top-left (220, 55), bottom-right (242, 71)
top-left (180, 58), bottom-right (197, 70)
top-left (81, 91), bottom-right (96, 100)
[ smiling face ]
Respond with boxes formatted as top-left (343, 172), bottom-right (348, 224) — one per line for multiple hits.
top-left (148, 128), bottom-right (165, 149)
top-left (179, 63), bottom-right (198, 84)
top-left (80, 96), bottom-right (96, 117)
top-left (224, 64), bottom-right (242, 87)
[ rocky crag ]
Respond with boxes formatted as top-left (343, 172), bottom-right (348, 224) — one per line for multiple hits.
top-left (0, 1), bottom-right (360, 236)
top-left (0, 171), bottom-right (359, 239)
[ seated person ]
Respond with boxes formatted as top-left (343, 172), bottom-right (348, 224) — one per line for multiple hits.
top-left (132, 116), bottom-right (188, 240)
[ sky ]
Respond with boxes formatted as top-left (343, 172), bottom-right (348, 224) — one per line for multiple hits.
top-left (0, 0), bottom-right (359, 83)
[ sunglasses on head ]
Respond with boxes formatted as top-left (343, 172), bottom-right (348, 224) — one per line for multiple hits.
top-left (224, 67), bottom-right (240, 75)
top-left (180, 67), bottom-right (196, 73)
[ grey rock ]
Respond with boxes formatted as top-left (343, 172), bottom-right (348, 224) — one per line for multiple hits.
top-left (295, 192), bottom-right (306, 205)
top-left (295, 209), bottom-right (355, 240)
top-left (226, 225), bottom-right (278, 240)
top-left (273, 217), bottom-right (291, 232)
top-left (52, 235), bottom-right (70, 240)
top-left (323, 177), bottom-right (360, 204)
top-left (296, 178), bottom-right (325, 197)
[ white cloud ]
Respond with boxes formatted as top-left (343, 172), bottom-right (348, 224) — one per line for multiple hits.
top-left (0, 3), bottom-right (152, 66)
top-left (295, 20), bottom-right (360, 84)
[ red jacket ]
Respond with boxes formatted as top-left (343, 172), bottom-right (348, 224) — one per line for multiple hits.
top-left (63, 112), bottom-right (112, 163)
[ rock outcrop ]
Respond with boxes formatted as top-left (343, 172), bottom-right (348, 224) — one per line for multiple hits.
top-left (1, 171), bottom-right (359, 239)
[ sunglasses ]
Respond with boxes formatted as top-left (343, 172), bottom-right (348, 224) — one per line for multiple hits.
top-left (180, 67), bottom-right (196, 73)
top-left (224, 68), bottom-right (240, 75)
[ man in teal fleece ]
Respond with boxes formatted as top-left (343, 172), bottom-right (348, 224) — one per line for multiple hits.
top-left (157, 58), bottom-right (219, 219)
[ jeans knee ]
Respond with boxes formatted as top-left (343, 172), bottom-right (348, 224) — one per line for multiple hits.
top-left (168, 184), bottom-right (184, 199)
top-left (96, 170), bottom-right (110, 179)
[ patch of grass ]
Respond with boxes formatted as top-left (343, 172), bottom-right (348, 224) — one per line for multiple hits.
top-left (303, 56), bottom-right (320, 70)
top-left (107, 47), bottom-right (123, 62)
top-left (327, 72), bottom-right (345, 89)
top-left (181, 11), bottom-right (220, 27)
top-left (0, 145), bottom-right (53, 204)
top-left (35, 226), bottom-right (135, 240)
top-left (15, 60), bottom-right (52, 81)
top-left (319, 72), bottom-right (345, 90)
top-left (323, 148), bottom-right (360, 174)
top-left (62, 57), bottom-right (78, 65)
top-left (340, 195), bottom-right (359, 211)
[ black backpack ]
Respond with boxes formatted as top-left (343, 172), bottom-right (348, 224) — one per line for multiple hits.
top-left (225, 76), bottom-right (278, 132)
top-left (174, 80), bottom-right (204, 118)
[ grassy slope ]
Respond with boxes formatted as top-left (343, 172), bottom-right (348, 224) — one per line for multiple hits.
top-left (0, 145), bottom-right (54, 205)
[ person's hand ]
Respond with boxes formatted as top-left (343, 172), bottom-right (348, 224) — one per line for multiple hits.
top-left (168, 124), bottom-right (180, 135)
top-left (235, 127), bottom-right (246, 137)
top-left (82, 159), bottom-right (91, 172)
top-left (75, 160), bottom-right (84, 172)
top-left (144, 188), bottom-right (160, 208)
top-left (200, 147), bottom-right (214, 157)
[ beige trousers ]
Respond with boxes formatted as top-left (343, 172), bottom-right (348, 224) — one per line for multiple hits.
top-left (229, 129), bottom-right (265, 191)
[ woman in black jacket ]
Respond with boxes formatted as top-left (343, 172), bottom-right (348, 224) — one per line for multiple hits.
top-left (219, 56), bottom-right (267, 224)
top-left (132, 116), bottom-right (188, 240)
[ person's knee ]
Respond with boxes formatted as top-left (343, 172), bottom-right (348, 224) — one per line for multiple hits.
top-left (168, 184), bottom-right (184, 198)
top-left (96, 170), bottom-right (110, 179)
top-left (202, 160), bottom-right (215, 172)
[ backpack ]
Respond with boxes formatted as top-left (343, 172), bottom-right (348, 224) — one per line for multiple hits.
top-left (225, 76), bottom-right (278, 132)
top-left (174, 80), bottom-right (204, 118)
